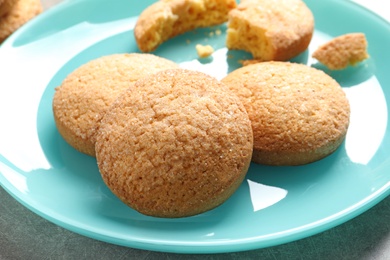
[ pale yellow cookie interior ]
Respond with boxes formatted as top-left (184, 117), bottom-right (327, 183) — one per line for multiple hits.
top-left (226, 0), bottom-right (314, 61)
top-left (134, 0), bottom-right (237, 52)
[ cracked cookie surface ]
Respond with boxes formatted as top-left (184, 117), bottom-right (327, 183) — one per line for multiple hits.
top-left (222, 61), bottom-right (350, 166)
top-left (52, 53), bottom-right (179, 157)
top-left (96, 69), bottom-right (253, 218)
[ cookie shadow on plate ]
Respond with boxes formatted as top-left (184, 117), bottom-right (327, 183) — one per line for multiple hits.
top-left (311, 58), bottom-right (375, 88)
top-left (246, 140), bottom-right (349, 193)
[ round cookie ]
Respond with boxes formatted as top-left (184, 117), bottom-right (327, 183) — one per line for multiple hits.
top-left (0, 0), bottom-right (42, 43)
top-left (226, 0), bottom-right (314, 61)
top-left (221, 61), bottom-right (350, 166)
top-left (0, 0), bottom-right (18, 18)
top-left (52, 53), bottom-right (179, 157)
top-left (95, 69), bottom-right (253, 218)
top-left (135, 0), bottom-right (237, 52)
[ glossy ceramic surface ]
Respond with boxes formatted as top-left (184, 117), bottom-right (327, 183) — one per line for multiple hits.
top-left (0, 0), bottom-right (389, 254)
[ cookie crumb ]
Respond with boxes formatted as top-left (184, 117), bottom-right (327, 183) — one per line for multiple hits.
top-left (239, 59), bottom-right (263, 66)
top-left (196, 44), bottom-right (214, 58)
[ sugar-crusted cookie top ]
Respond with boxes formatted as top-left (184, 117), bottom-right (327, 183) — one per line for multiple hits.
top-left (222, 62), bottom-right (350, 165)
top-left (52, 53), bottom-right (178, 156)
top-left (96, 69), bottom-right (253, 217)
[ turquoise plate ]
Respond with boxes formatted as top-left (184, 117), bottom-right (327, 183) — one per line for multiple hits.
top-left (0, 0), bottom-right (389, 254)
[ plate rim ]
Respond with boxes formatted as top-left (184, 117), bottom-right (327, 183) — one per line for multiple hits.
top-left (0, 0), bottom-right (390, 254)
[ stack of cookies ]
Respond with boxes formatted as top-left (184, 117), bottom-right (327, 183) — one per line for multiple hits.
top-left (0, 0), bottom-right (42, 43)
top-left (52, 0), bottom-right (361, 218)
top-left (53, 54), bottom-right (254, 218)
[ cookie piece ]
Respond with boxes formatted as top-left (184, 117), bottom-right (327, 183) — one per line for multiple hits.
top-left (96, 69), bottom-right (253, 218)
top-left (226, 0), bottom-right (314, 61)
top-left (0, 0), bottom-right (42, 43)
top-left (52, 53), bottom-right (179, 157)
top-left (195, 44), bottom-right (214, 58)
top-left (0, 0), bottom-right (17, 17)
top-left (134, 0), bottom-right (237, 52)
top-left (221, 62), bottom-right (350, 166)
top-left (312, 33), bottom-right (369, 70)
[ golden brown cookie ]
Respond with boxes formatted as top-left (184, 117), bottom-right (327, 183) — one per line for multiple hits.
top-left (52, 53), bottom-right (179, 157)
top-left (221, 62), bottom-right (350, 166)
top-left (95, 69), bottom-right (253, 218)
top-left (134, 0), bottom-right (237, 52)
top-left (0, 0), bottom-right (42, 43)
top-left (0, 0), bottom-right (17, 18)
top-left (312, 33), bottom-right (369, 70)
top-left (226, 0), bottom-right (314, 61)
